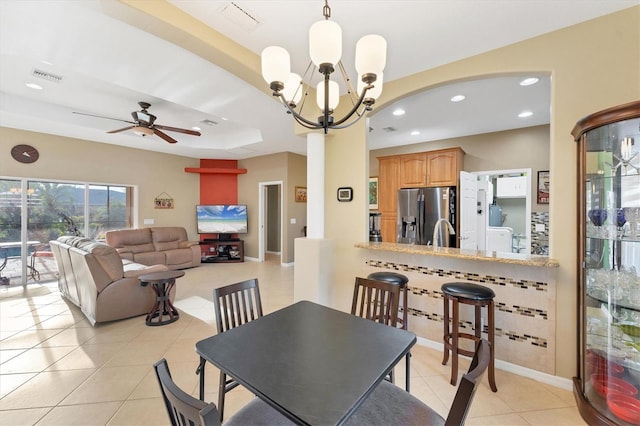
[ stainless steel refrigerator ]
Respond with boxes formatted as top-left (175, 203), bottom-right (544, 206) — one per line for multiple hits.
top-left (397, 186), bottom-right (456, 246)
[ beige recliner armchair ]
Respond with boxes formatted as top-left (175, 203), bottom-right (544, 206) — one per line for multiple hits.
top-left (50, 236), bottom-right (170, 325)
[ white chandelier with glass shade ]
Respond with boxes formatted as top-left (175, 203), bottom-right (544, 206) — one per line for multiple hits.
top-left (261, 0), bottom-right (386, 133)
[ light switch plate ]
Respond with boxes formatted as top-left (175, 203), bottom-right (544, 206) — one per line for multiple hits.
top-left (290, 218), bottom-right (296, 224)
top-left (535, 223), bottom-right (545, 232)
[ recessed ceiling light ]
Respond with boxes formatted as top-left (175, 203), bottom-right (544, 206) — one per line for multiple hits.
top-left (192, 126), bottom-right (201, 131)
top-left (25, 82), bottom-right (43, 90)
top-left (410, 130), bottom-right (420, 136)
top-left (392, 108), bottom-right (405, 116)
top-left (450, 95), bottom-right (466, 102)
top-left (518, 111), bottom-right (533, 118)
top-left (520, 77), bottom-right (539, 86)
top-left (40, 60), bottom-right (53, 65)
top-left (221, 117), bottom-right (229, 121)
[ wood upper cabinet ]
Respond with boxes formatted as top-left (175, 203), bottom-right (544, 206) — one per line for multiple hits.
top-left (377, 156), bottom-right (400, 243)
top-left (426, 148), bottom-right (464, 187)
top-left (399, 153), bottom-right (427, 187)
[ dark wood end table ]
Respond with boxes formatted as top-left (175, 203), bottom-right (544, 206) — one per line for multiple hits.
top-left (138, 270), bottom-right (184, 326)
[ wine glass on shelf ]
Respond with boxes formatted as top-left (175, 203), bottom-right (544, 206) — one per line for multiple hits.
top-left (588, 209), bottom-right (608, 238)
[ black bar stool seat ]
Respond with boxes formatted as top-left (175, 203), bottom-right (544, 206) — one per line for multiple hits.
top-left (441, 282), bottom-right (497, 392)
top-left (367, 272), bottom-right (409, 330)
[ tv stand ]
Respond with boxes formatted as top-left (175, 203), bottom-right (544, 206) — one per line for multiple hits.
top-left (200, 239), bottom-right (244, 263)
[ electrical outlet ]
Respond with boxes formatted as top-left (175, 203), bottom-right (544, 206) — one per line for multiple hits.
top-left (144, 218), bottom-right (154, 225)
top-left (535, 223), bottom-right (545, 232)
top-left (290, 218), bottom-right (296, 224)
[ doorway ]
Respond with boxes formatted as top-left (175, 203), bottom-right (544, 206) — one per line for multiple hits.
top-left (258, 181), bottom-right (283, 263)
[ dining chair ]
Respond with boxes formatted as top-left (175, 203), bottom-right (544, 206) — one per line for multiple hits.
top-left (351, 276), bottom-right (409, 389)
top-left (154, 358), bottom-right (294, 426)
top-left (351, 276), bottom-right (401, 327)
top-left (196, 278), bottom-right (263, 422)
top-left (345, 338), bottom-right (491, 426)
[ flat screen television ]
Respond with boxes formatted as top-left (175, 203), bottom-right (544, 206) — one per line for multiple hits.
top-left (197, 204), bottom-right (248, 237)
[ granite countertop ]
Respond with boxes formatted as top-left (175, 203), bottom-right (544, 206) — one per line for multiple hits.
top-left (354, 241), bottom-right (559, 268)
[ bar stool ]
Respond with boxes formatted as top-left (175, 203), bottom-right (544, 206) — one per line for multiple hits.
top-left (441, 282), bottom-right (497, 392)
top-left (367, 271), bottom-right (410, 391)
top-left (367, 271), bottom-right (409, 330)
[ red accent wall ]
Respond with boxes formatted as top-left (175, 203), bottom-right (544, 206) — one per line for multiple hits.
top-left (199, 159), bottom-right (239, 204)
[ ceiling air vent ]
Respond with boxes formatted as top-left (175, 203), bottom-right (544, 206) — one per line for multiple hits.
top-left (31, 69), bottom-right (63, 83)
top-left (219, 2), bottom-right (261, 31)
top-left (382, 126), bottom-right (397, 133)
top-left (201, 119), bottom-right (219, 126)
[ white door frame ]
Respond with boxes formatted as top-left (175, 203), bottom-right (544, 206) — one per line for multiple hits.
top-left (258, 180), bottom-right (283, 262)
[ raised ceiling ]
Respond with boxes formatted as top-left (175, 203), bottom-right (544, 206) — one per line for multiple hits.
top-left (0, 1), bottom-right (636, 159)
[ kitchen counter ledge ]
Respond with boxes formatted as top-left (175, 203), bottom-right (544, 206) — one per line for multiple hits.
top-left (355, 241), bottom-right (559, 268)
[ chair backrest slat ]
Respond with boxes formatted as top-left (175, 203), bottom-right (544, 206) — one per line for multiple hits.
top-left (213, 279), bottom-right (263, 334)
top-left (351, 277), bottom-right (400, 327)
top-left (444, 339), bottom-right (491, 425)
top-left (154, 358), bottom-right (221, 426)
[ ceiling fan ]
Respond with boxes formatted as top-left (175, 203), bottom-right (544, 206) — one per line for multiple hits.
top-left (73, 101), bottom-right (201, 144)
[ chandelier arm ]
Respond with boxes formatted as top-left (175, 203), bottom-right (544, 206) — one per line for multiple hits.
top-left (275, 92), bottom-right (325, 129)
top-left (332, 85), bottom-right (372, 126)
top-left (331, 106), bottom-right (372, 129)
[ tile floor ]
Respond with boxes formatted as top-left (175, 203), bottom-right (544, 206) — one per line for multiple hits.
top-left (0, 255), bottom-right (587, 425)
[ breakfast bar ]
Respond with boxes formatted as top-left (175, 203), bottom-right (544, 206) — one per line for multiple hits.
top-left (355, 242), bottom-right (559, 375)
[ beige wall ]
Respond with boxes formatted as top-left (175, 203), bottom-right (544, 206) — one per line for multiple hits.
top-left (371, 125), bottom-right (550, 213)
top-left (324, 7), bottom-right (640, 378)
top-left (238, 152), bottom-right (307, 263)
top-left (0, 127), bottom-right (200, 238)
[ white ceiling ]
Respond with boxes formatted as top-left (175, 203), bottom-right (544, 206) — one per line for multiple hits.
top-left (0, 0), bottom-right (637, 159)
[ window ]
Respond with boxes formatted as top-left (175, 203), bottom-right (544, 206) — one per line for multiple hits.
top-left (0, 178), bottom-right (135, 284)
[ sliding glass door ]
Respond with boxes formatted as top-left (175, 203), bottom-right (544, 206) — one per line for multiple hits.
top-left (0, 178), bottom-right (134, 285)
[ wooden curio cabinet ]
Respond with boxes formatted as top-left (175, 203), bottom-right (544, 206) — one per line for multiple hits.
top-left (572, 101), bottom-right (640, 425)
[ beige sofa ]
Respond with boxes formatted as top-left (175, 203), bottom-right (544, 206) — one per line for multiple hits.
top-left (105, 227), bottom-right (200, 269)
top-left (50, 236), bottom-right (170, 325)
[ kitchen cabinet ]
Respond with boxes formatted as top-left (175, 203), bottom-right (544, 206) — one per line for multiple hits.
top-left (378, 147), bottom-right (464, 243)
top-left (399, 153), bottom-right (428, 187)
top-left (426, 148), bottom-right (464, 187)
top-left (572, 101), bottom-right (640, 426)
top-left (378, 156), bottom-right (400, 243)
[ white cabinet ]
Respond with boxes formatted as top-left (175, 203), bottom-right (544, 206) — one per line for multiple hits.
top-left (496, 176), bottom-right (527, 198)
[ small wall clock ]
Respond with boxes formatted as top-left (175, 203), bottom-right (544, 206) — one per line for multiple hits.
top-left (11, 144), bottom-right (39, 164)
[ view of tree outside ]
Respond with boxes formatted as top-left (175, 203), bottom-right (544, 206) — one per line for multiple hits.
top-left (0, 178), bottom-right (132, 284)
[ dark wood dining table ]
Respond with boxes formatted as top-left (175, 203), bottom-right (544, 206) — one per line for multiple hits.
top-left (195, 300), bottom-right (416, 425)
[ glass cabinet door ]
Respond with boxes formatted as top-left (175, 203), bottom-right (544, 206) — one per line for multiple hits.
top-left (574, 101), bottom-right (640, 425)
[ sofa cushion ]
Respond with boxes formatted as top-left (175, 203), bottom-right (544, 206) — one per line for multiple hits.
top-left (134, 251), bottom-right (166, 266)
top-left (73, 240), bottom-right (124, 282)
top-left (151, 227), bottom-right (188, 247)
top-left (123, 263), bottom-right (168, 277)
top-left (164, 248), bottom-right (193, 266)
top-left (106, 228), bottom-right (152, 249)
top-left (155, 240), bottom-right (180, 251)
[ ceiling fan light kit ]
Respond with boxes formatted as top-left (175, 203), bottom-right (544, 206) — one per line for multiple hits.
top-left (73, 101), bottom-right (201, 144)
top-left (261, 0), bottom-right (386, 133)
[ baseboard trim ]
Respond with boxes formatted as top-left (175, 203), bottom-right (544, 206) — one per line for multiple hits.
top-left (416, 336), bottom-right (573, 391)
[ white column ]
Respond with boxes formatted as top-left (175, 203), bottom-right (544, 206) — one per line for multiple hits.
top-left (306, 132), bottom-right (324, 238)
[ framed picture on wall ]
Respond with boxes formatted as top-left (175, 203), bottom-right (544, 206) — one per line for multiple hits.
top-left (537, 171), bottom-right (549, 204)
top-left (295, 186), bottom-right (307, 203)
top-left (337, 187), bottom-right (353, 202)
top-left (369, 177), bottom-right (379, 210)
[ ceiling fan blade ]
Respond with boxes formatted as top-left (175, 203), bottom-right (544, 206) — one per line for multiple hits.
top-left (107, 125), bottom-right (136, 134)
top-left (72, 111), bottom-right (136, 125)
top-left (154, 124), bottom-right (201, 136)
top-left (153, 129), bottom-right (178, 144)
